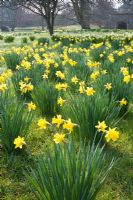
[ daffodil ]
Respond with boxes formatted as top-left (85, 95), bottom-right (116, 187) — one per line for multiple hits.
top-left (56, 71), bottom-right (65, 80)
top-left (27, 102), bottom-right (36, 111)
top-left (105, 83), bottom-right (112, 91)
top-left (105, 128), bottom-right (120, 142)
top-left (37, 118), bottom-right (50, 129)
top-left (90, 71), bottom-right (100, 80)
top-left (24, 77), bottom-right (30, 82)
top-left (119, 98), bottom-right (127, 106)
top-left (52, 115), bottom-right (64, 127)
top-left (95, 121), bottom-right (107, 133)
top-left (121, 67), bottom-right (129, 76)
top-left (53, 133), bottom-right (65, 144)
top-left (86, 87), bottom-right (95, 96)
top-left (19, 81), bottom-right (33, 94)
top-left (63, 119), bottom-right (76, 133)
top-left (42, 73), bottom-right (48, 79)
top-left (123, 75), bottom-right (131, 84)
top-left (71, 76), bottom-right (78, 84)
top-left (101, 70), bottom-right (107, 75)
top-left (55, 83), bottom-right (68, 91)
top-left (21, 60), bottom-right (31, 70)
top-left (57, 97), bottom-right (66, 106)
top-left (0, 83), bottom-right (7, 93)
top-left (14, 136), bottom-right (26, 149)
top-left (108, 54), bottom-right (115, 63)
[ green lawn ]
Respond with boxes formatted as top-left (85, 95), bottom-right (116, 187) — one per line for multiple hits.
top-left (0, 26), bottom-right (133, 50)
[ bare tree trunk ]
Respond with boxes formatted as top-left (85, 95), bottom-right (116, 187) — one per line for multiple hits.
top-left (41, 16), bottom-right (45, 31)
top-left (1, 5), bottom-right (4, 27)
top-left (46, 18), bottom-right (54, 36)
top-left (72, 0), bottom-right (91, 29)
top-left (44, 1), bottom-right (57, 36)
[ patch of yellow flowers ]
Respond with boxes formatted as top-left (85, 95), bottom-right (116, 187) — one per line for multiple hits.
top-left (19, 80), bottom-right (34, 94)
top-left (95, 121), bottom-right (120, 142)
top-left (36, 115), bottom-right (77, 144)
top-left (0, 69), bottom-right (13, 93)
top-left (6, 35), bottom-right (133, 151)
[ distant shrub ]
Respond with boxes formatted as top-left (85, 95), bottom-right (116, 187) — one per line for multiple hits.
top-left (4, 36), bottom-right (15, 43)
top-left (38, 37), bottom-right (49, 45)
top-left (22, 37), bottom-right (28, 44)
top-left (34, 29), bottom-right (41, 34)
top-left (29, 36), bottom-right (36, 41)
top-left (1, 26), bottom-right (10, 32)
top-left (0, 35), bottom-right (3, 40)
top-left (4, 52), bottom-right (22, 71)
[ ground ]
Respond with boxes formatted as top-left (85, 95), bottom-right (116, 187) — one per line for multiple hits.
top-left (0, 27), bottom-right (133, 200)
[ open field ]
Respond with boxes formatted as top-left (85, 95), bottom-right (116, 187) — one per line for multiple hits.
top-left (1, 26), bottom-right (133, 49)
top-left (0, 28), bottom-right (133, 200)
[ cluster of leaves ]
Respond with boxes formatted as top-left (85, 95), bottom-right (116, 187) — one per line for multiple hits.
top-left (26, 140), bottom-right (114, 200)
top-left (0, 91), bottom-right (33, 153)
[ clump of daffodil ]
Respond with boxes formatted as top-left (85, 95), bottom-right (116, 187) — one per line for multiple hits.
top-left (95, 121), bottom-right (120, 142)
top-left (87, 60), bottom-right (100, 68)
top-left (0, 56), bottom-right (5, 64)
top-left (79, 81), bottom-right (85, 94)
top-left (62, 55), bottom-right (77, 67)
top-left (56, 71), bottom-right (65, 80)
top-left (0, 75), bottom-right (6, 83)
top-left (90, 71), bottom-right (100, 81)
top-left (0, 69), bottom-right (12, 84)
top-left (108, 54), bottom-right (115, 63)
top-left (51, 115), bottom-right (77, 143)
top-left (121, 67), bottom-right (129, 76)
top-left (19, 80), bottom-right (34, 94)
top-left (3, 69), bottom-right (13, 79)
top-left (0, 83), bottom-right (7, 93)
top-left (55, 82), bottom-right (68, 91)
top-left (20, 60), bottom-right (31, 70)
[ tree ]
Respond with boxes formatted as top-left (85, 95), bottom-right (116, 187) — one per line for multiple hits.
top-left (70, 0), bottom-right (92, 29)
top-left (0, 0), bottom-right (63, 35)
top-left (0, 1), bottom-right (18, 31)
top-left (70, 0), bottom-right (117, 29)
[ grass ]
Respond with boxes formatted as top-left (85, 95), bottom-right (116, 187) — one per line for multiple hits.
top-left (0, 27), bottom-right (133, 200)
